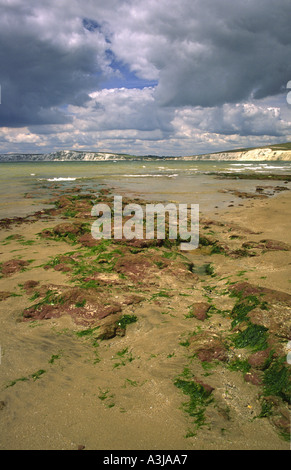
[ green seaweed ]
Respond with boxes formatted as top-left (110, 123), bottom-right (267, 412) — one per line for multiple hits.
top-left (150, 290), bottom-right (171, 300)
top-left (263, 357), bottom-right (291, 403)
top-left (232, 324), bottom-right (269, 351)
top-left (116, 314), bottom-right (137, 330)
top-left (48, 354), bottom-right (61, 364)
top-left (205, 263), bottom-right (215, 276)
top-left (75, 326), bottom-right (100, 337)
top-left (174, 378), bottom-right (214, 433)
top-left (257, 398), bottom-right (273, 418)
top-left (5, 369), bottom-right (46, 388)
top-left (64, 209), bottom-right (77, 218)
top-left (210, 243), bottom-right (225, 255)
top-left (112, 347), bottom-right (135, 368)
top-left (227, 358), bottom-right (251, 374)
top-left (98, 388), bottom-right (115, 408)
top-left (31, 369), bottom-right (46, 381)
top-left (28, 289), bottom-right (66, 312)
top-left (230, 296), bottom-right (260, 327)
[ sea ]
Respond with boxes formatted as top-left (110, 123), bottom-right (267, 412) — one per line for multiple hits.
top-left (0, 160), bottom-right (291, 218)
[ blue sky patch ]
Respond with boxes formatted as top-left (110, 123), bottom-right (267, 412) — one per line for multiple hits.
top-left (102, 49), bottom-right (158, 90)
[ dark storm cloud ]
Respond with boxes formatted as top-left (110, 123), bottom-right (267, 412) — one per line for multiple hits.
top-left (0, 2), bottom-right (108, 126)
top-left (147, 0), bottom-right (291, 107)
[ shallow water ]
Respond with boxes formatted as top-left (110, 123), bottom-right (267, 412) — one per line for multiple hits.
top-left (0, 160), bottom-right (290, 450)
top-left (0, 160), bottom-right (291, 217)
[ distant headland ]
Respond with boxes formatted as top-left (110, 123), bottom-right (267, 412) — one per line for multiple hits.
top-left (1, 142), bottom-right (291, 162)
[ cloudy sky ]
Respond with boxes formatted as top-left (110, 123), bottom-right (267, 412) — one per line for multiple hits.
top-left (1, 0), bottom-right (291, 155)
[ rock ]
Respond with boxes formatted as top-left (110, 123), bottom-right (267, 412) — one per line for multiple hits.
top-left (195, 379), bottom-right (215, 394)
top-left (96, 321), bottom-right (125, 340)
top-left (57, 196), bottom-right (72, 208)
top-left (22, 285), bottom-right (123, 326)
top-left (260, 239), bottom-right (290, 251)
top-left (53, 223), bottom-right (82, 236)
top-left (39, 229), bottom-right (53, 238)
top-left (242, 241), bottom-right (265, 249)
top-left (78, 233), bottom-right (98, 247)
top-left (271, 415), bottom-right (291, 436)
top-left (229, 282), bottom-right (291, 306)
top-left (197, 346), bottom-right (228, 362)
top-left (123, 295), bottom-right (144, 305)
top-left (228, 248), bottom-right (257, 258)
top-left (248, 348), bottom-right (272, 370)
top-left (0, 259), bottom-right (29, 276)
top-left (273, 186), bottom-right (290, 192)
top-left (0, 291), bottom-right (12, 301)
top-left (53, 264), bottom-right (72, 272)
top-left (218, 189), bottom-right (268, 199)
top-left (115, 254), bottom-right (154, 281)
top-left (189, 331), bottom-right (228, 362)
top-left (242, 238), bottom-right (290, 251)
top-left (244, 371), bottom-right (263, 386)
top-left (97, 303), bottom-right (122, 320)
top-left (248, 305), bottom-right (291, 341)
top-left (229, 282), bottom-right (291, 341)
top-left (190, 302), bottom-right (211, 321)
top-left (22, 280), bottom-right (40, 293)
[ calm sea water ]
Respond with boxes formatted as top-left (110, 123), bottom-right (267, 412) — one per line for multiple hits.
top-left (0, 160), bottom-right (291, 217)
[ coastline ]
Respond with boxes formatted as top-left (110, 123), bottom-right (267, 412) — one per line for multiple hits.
top-left (0, 178), bottom-right (290, 450)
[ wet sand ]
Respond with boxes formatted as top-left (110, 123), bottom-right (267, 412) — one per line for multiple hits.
top-left (0, 181), bottom-right (290, 450)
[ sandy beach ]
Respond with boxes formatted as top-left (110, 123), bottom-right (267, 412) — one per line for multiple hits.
top-left (0, 177), bottom-right (290, 450)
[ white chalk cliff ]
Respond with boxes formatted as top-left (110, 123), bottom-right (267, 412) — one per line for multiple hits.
top-left (0, 144), bottom-right (291, 161)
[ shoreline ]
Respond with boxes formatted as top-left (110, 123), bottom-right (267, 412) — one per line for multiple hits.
top-left (0, 178), bottom-right (290, 450)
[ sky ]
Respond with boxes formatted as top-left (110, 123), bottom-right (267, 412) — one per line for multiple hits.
top-left (0, 0), bottom-right (291, 156)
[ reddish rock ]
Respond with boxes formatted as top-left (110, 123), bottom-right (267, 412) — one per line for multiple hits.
top-left (195, 379), bottom-right (215, 394)
top-left (1, 259), bottom-right (29, 276)
top-left (39, 229), bottom-right (53, 238)
top-left (229, 282), bottom-right (291, 306)
top-left (53, 223), bottom-right (81, 236)
top-left (114, 236), bottom-right (163, 249)
top-left (189, 331), bottom-right (228, 362)
top-left (242, 239), bottom-right (290, 251)
top-left (260, 239), bottom-right (290, 251)
top-left (78, 233), bottom-right (98, 247)
top-left (57, 196), bottom-right (72, 208)
top-left (22, 285), bottom-right (123, 326)
top-left (23, 280), bottom-right (40, 292)
top-left (99, 188), bottom-right (111, 195)
top-left (115, 254), bottom-right (153, 281)
top-left (242, 241), bottom-right (265, 249)
top-left (97, 303), bottom-right (122, 320)
top-left (53, 264), bottom-right (72, 272)
top-left (244, 371), bottom-right (263, 386)
top-left (128, 238), bottom-right (163, 248)
top-left (197, 346), bottom-right (228, 362)
top-left (248, 348), bottom-right (272, 370)
top-left (190, 302), bottom-right (211, 321)
top-left (272, 415), bottom-right (291, 435)
top-left (123, 295), bottom-right (144, 305)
